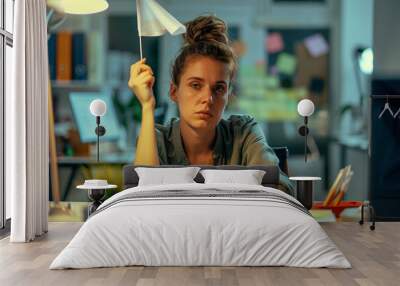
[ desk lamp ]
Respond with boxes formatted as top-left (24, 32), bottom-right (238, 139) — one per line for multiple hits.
top-left (77, 99), bottom-right (116, 217)
top-left (354, 46), bottom-right (373, 104)
top-left (90, 99), bottom-right (107, 162)
top-left (289, 99), bottom-right (320, 210)
top-left (297, 99), bottom-right (315, 162)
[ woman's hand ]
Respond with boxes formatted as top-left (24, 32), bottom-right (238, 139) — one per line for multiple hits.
top-left (129, 59), bottom-right (159, 166)
top-left (128, 58), bottom-right (156, 109)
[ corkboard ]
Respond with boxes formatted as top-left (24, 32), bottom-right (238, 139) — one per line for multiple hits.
top-left (266, 28), bottom-right (330, 108)
top-left (295, 42), bottom-right (329, 107)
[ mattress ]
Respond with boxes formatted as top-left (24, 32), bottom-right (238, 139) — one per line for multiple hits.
top-left (50, 183), bottom-right (351, 269)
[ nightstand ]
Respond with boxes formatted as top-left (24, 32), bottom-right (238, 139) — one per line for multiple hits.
top-left (77, 180), bottom-right (117, 216)
top-left (289, 176), bottom-right (321, 210)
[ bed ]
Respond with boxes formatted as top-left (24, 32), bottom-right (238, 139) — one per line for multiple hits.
top-left (50, 165), bottom-right (351, 269)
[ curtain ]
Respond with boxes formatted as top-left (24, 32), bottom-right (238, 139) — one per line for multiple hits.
top-left (7, 0), bottom-right (49, 242)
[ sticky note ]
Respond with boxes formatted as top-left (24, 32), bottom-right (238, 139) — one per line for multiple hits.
top-left (276, 53), bottom-right (297, 75)
top-left (266, 32), bottom-right (284, 53)
top-left (269, 65), bottom-right (279, 76)
top-left (304, 34), bottom-right (329, 57)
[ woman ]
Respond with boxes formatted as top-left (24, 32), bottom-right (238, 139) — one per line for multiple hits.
top-left (128, 15), bottom-right (293, 194)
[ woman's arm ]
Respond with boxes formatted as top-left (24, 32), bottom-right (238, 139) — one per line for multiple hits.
top-left (128, 59), bottom-right (160, 166)
top-left (241, 116), bottom-right (295, 195)
top-left (135, 104), bottom-right (159, 165)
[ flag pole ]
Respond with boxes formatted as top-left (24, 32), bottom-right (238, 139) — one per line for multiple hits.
top-left (136, 0), bottom-right (143, 59)
top-left (139, 36), bottom-right (143, 60)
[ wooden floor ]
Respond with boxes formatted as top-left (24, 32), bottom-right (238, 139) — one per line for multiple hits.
top-left (0, 222), bottom-right (399, 286)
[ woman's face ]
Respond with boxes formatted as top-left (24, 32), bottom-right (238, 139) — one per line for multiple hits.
top-left (170, 55), bottom-right (230, 130)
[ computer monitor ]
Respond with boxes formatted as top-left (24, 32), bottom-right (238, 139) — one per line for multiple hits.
top-left (69, 91), bottom-right (123, 143)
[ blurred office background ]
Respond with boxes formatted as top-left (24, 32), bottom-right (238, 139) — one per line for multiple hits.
top-left (43, 0), bottom-right (399, 211)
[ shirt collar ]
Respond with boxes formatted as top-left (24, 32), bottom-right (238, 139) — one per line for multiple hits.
top-left (169, 118), bottom-right (227, 165)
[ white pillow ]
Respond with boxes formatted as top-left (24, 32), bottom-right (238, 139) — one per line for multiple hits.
top-left (135, 167), bottom-right (201, 186)
top-left (200, 169), bottom-right (266, 185)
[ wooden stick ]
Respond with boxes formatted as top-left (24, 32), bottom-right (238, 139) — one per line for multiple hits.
top-left (323, 168), bottom-right (345, 206)
top-left (332, 171), bottom-right (354, 206)
top-left (136, 0), bottom-right (144, 59)
top-left (48, 74), bottom-right (61, 204)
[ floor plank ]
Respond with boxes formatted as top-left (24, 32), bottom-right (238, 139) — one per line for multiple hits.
top-left (0, 222), bottom-right (399, 286)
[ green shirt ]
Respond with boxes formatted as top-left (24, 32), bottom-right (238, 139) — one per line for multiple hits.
top-left (155, 115), bottom-right (294, 195)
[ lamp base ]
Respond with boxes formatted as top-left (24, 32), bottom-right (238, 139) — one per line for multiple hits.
top-left (87, 188), bottom-right (106, 216)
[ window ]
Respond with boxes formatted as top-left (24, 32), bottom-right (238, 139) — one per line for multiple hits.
top-left (1, 0), bottom-right (13, 231)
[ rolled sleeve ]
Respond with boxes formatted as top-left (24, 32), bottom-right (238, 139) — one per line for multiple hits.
top-left (155, 125), bottom-right (168, 165)
top-left (242, 117), bottom-right (295, 196)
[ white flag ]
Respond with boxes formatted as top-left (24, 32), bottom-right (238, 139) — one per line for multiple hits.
top-left (136, 0), bottom-right (186, 37)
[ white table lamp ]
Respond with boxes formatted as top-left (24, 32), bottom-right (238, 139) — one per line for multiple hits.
top-left (297, 99), bottom-right (315, 162)
top-left (90, 99), bottom-right (107, 162)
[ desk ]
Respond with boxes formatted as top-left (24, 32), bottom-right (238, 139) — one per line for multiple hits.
top-left (56, 152), bottom-right (134, 201)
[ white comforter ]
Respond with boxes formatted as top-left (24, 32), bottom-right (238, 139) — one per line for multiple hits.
top-left (50, 183), bottom-right (351, 269)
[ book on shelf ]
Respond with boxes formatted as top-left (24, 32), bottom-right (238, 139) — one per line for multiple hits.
top-left (56, 31), bottom-right (72, 81)
top-left (49, 30), bottom-right (102, 85)
top-left (87, 31), bottom-right (104, 85)
top-left (48, 33), bottom-right (57, 80)
top-left (72, 32), bottom-right (88, 81)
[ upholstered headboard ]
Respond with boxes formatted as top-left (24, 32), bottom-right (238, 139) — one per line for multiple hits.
top-left (122, 165), bottom-right (280, 190)
top-left (272, 147), bottom-right (289, 175)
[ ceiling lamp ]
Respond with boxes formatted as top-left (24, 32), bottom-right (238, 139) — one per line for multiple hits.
top-left (47, 0), bottom-right (109, 15)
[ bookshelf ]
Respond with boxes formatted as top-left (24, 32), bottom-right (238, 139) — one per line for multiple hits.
top-left (51, 81), bottom-right (102, 91)
top-left (48, 13), bottom-right (107, 88)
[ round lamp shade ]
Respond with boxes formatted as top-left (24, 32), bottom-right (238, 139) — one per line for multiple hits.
top-left (359, 48), bottom-right (374, 74)
top-left (297, 99), bottom-right (315, 117)
top-left (90, 99), bottom-right (107, 117)
top-left (47, 0), bottom-right (109, 15)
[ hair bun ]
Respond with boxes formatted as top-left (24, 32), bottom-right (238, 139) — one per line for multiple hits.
top-left (183, 15), bottom-right (229, 47)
